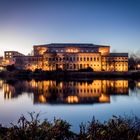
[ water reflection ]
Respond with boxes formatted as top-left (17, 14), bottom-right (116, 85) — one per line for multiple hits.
top-left (0, 79), bottom-right (130, 104)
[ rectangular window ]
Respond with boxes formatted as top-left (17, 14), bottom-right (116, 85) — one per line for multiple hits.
top-left (80, 64), bottom-right (82, 69)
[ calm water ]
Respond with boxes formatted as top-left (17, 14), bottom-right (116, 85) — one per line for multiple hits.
top-left (0, 79), bottom-right (140, 132)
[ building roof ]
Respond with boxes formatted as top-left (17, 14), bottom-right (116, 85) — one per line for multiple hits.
top-left (109, 53), bottom-right (128, 57)
top-left (34, 43), bottom-right (110, 48)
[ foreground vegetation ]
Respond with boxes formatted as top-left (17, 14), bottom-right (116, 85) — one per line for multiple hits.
top-left (0, 113), bottom-right (140, 140)
top-left (1, 68), bottom-right (140, 81)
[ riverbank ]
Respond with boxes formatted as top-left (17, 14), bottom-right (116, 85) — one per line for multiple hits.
top-left (0, 70), bottom-right (140, 80)
top-left (0, 113), bottom-right (140, 140)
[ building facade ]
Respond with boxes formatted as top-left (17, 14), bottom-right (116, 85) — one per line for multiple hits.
top-left (14, 55), bottom-right (43, 70)
top-left (32, 43), bottom-right (128, 71)
top-left (3, 51), bottom-right (25, 66)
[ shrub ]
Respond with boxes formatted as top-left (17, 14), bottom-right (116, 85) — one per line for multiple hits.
top-left (6, 65), bottom-right (17, 72)
top-left (1, 113), bottom-right (140, 140)
top-left (78, 67), bottom-right (93, 72)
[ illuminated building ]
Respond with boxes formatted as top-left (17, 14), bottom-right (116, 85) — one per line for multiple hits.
top-left (33, 43), bottom-right (128, 71)
top-left (0, 57), bottom-right (4, 70)
top-left (2, 43), bottom-right (128, 71)
top-left (4, 51), bottom-right (24, 66)
top-left (14, 55), bottom-right (43, 70)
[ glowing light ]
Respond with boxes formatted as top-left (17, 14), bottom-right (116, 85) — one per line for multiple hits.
top-left (39, 95), bottom-right (46, 103)
top-left (66, 48), bottom-right (79, 53)
top-left (66, 96), bottom-right (79, 103)
top-left (99, 94), bottom-right (110, 102)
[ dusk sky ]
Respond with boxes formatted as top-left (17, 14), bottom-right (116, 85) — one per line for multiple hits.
top-left (0, 0), bottom-right (140, 56)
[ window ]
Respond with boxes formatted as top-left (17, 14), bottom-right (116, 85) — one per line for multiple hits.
top-left (73, 57), bottom-right (75, 61)
top-left (87, 57), bottom-right (89, 61)
top-left (90, 57), bottom-right (92, 61)
top-left (97, 57), bottom-right (99, 61)
top-left (80, 64), bottom-right (82, 69)
top-left (77, 57), bottom-right (79, 61)
top-left (80, 57), bottom-right (82, 61)
top-left (84, 57), bottom-right (86, 61)
top-left (94, 57), bottom-right (96, 61)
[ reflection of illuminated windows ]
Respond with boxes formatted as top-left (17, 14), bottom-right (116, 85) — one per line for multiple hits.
top-left (66, 96), bottom-right (79, 103)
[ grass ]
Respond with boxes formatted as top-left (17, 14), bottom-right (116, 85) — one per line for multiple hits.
top-left (0, 113), bottom-right (140, 140)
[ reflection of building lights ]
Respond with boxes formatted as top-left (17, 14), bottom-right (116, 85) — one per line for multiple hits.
top-left (30, 80), bottom-right (37, 88)
top-left (0, 79), bottom-right (129, 104)
top-left (137, 64), bottom-right (140, 68)
top-left (59, 64), bottom-right (62, 69)
top-left (99, 94), bottom-right (110, 103)
top-left (137, 82), bottom-right (140, 88)
top-left (66, 96), bottom-right (79, 103)
top-left (39, 95), bottom-right (46, 103)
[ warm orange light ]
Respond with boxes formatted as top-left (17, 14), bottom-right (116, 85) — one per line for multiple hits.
top-left (137, 64), bottom-right (140, 68)
top-left (66, 96), bottom-right (79, 103)
top-left (99, 94), bottom-right (110, 102)
top-left (137, 82), bottom-right (140, 88)
top-left (37, 47), bottom-right (47, 55)
top-left (66, 48), bottom-right (78, 53)
top-left (39, 95), bottom-right (46, 103)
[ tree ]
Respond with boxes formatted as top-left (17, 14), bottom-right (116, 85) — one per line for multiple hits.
top-left (6, 64), bottom-right (16, 71)
top-left (129, 53), bottom-right (140, 70)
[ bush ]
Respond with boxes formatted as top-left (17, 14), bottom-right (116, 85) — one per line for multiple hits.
top-left (34, 69), bottom-right (43, 73)
top-left (6, 65), bottom-right (17, 72)
top-left (1, 113), bottom-right (140, 140)
top-left (78, 67), bottom-right (93, 72)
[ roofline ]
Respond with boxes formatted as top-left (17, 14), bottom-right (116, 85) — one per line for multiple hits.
top-left (33, 43), bottom-right (110, 48)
